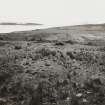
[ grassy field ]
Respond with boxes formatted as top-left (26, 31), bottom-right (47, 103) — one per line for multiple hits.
top-left (0, 24), bottom-right (105, 105)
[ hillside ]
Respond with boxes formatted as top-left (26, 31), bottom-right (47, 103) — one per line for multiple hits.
top-left (0, 24), bottom-right (105, 105)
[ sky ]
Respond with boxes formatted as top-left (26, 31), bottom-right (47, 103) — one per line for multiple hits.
top-left (0, 0), bottom-right (105, 26)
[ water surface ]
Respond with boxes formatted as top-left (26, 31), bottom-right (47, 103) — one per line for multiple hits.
top-left (0, 25), bottom-right (54, 33)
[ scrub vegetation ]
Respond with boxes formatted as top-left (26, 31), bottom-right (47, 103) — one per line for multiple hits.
top-left (0, 24), bottom-right (105, 105)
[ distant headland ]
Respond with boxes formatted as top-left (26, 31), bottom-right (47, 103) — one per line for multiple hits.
top-left (0, 22), bottom-right (42, 26)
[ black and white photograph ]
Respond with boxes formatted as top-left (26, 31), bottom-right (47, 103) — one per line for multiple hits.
top-left (0, 0), bottom-right (105, 105)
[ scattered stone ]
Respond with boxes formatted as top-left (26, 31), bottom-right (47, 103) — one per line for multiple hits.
top-left (76, 93), bottom-right (82, 97)
top-left (82, 98), bottom-right (88, 102)
top-left (0, 98), bottom-right (6, 104)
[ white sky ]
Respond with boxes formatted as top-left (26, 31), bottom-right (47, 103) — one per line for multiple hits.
top-left (0, 0), bottom-right (105, 26)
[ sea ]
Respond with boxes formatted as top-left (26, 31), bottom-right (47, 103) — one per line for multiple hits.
top-left (0, 25), bottom-right (55, 33)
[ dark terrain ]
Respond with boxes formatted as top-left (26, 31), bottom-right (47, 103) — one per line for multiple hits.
top-left (0, 22), bottom-right (42, 26)
top-left (0, 24), bottom-right (105, 105)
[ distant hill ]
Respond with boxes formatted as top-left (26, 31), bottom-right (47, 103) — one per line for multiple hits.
top-left (0, 23), bottom-right (105, 46)
top-left (0, 22), bottom-right (42, 26)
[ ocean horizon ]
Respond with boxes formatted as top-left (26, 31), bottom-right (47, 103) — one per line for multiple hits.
top-left (0, 24), bottom-right (55, 33)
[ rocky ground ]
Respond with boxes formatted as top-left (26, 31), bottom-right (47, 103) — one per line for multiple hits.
top-left (0, 24), bottom-right (105, 105)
